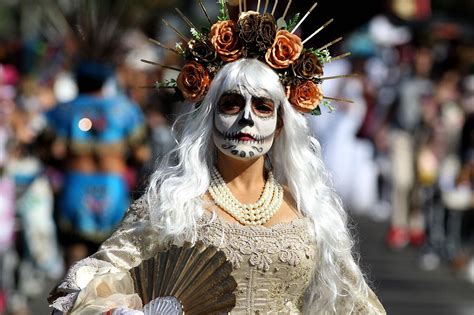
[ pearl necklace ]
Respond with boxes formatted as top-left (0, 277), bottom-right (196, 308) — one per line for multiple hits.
top-left (209, 166), bottom-right (283, 226)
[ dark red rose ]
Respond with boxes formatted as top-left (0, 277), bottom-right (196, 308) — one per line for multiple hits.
top-left (293, 51), bottom-right (324, 79)
top-left (238, 11), bottom-right (261, 44)
top-left (188, 39), bottom-right (217, 63)
top-left (177, 61), bottom-right (211, 103)
top-left (256, 14), bottom-right (277, 51)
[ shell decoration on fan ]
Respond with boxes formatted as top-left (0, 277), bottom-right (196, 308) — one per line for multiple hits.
top-left (143, 297), bottom-right (183, 315)
top-left (129, 241), bottom-right (237, 315)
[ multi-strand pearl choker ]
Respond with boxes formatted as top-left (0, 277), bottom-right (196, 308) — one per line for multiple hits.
top-left (209, 166), bottom-right (283, 226)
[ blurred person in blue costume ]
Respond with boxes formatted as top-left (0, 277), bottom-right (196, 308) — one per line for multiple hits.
top-left (46, 1), bottom-right (149, 267)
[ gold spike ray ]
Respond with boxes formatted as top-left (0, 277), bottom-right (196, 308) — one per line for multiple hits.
top-left (281, 0), bottom-right (292, 20)
top-left (197, 0), bottom-right (212, 25)
top-left (320, 74), bottom-right (358, 81)
top-left (148, 38), bottom-right (180, 55)
top-left (263, 0), bottom-right (270, 13)
top-left (272, 0), bottom-right (279, 15)
top-left (291, 2), bottom-right (318, 34)
top-left (257, 0), bottom-right (261, 12)
top-left (162, 18), bottom-right (189, 42)
top-left (329, 52), bottom-right (352, 62)
top-left (175, 8), bottom-right (199, 33)
top-left (302, 18), bottom-right (334, 44)
top-left (140, 59), bottom-right (182, 72)
top-left (323, 96), bottom-right (354, 103)
top-left (317, 36), bottom-right (343, 51)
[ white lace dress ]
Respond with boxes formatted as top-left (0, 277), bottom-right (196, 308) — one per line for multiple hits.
top-left (49, 198), bottom-right (386, 314)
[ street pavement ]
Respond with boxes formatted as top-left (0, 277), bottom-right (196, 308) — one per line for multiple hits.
top-left (356, 216), bottom-right (474, 315)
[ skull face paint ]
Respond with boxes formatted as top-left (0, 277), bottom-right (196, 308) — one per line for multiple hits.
top-left (213, 88), bottom-right (278, 160)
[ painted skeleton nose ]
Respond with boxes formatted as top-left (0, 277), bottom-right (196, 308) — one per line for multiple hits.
top-left (239, 102), bottom-right (254, 127)
top-left (238, 112), bottom-right (254, 127)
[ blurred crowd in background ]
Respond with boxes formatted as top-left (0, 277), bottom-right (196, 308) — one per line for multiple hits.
top-left (0, 0), bottom-right (473, 314)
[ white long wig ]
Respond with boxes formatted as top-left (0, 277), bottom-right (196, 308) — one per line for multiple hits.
top-left (146, 58), bottom-right (369, 314)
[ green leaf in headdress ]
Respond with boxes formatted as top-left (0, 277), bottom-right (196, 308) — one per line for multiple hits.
top-left (287, 13), bottom-right (301, 32)
top-left (218, 0), bottom-right (229, 21)
top-left (310, 106), bottom-right (321, 116)
top-left (157, 79), bottom-right (178, 89)
top-left (322, 100), bottom-right (336, 113)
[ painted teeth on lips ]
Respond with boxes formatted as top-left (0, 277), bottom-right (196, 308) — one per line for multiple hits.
top-left (234, 132), bottom-right (256, 141)
top-left (222, 131), bottom-right (264, 143)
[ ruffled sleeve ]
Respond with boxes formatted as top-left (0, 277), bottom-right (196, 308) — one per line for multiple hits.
top-left (334, 263), bottom-right (386, 315)
top-left (48, 196), bottom-right (164, 313)
top-left (90, 197), bottom-right (166, 270)
top-left (358, 287), bottom-right (386, 314)
top-left (335, 286), bottom-right (386, 314)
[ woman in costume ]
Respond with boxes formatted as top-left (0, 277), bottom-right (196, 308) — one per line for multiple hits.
top-left (49, 1), bottom-right (385, 314)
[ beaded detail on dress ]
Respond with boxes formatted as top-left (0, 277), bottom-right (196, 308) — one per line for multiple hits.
top-left (197, 212), bottom-right (317, 314)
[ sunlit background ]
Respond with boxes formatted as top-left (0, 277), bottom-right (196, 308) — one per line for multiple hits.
top-left (1, 0), bottom-right (474, 314)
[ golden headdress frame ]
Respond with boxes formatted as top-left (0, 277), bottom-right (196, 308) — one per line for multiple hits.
top-left (143, 0), bottom-right (354, 116)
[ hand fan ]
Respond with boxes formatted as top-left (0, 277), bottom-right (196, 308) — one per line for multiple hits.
top-left (129, 241), bottom-right (237, 315)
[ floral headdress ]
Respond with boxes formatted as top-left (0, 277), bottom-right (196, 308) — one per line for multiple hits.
top-left (146, 0), bottom-right (353, 115)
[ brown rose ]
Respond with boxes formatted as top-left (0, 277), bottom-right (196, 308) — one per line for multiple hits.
top-left (293, 51), bottom-right (324, 79)
top-left (256, 14), bottom-right (277, 51)
top-left (188, 39), bottom-right (217, 63)
top-left (288, 81), bottom-right (323, 113)
top-left (210, 20), bottom-right (243, 62)
top-left (265, 30), bottom-right (303, 69)
top-left (177, 61), bottom-right (210, 103)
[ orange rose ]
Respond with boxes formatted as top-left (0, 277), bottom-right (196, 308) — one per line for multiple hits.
top-left (177, 62), bottom-right (210, 103)
top-left (288, 81), bottom-right (323, 113)
top-left (265, 30), bottom-right (303, 69)
top-left (210, 20), bottom-right (243, 62)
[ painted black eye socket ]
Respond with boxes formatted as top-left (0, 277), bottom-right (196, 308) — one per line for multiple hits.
top-left (252, 97), bottom-right (275, 117)
top-left (218, 93), bottom-right (245, 115)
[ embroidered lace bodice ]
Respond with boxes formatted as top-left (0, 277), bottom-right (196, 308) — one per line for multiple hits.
top-left (197, 212), bottom-right (316, 313)
top-left (49, 198), bottom-right (386, 314)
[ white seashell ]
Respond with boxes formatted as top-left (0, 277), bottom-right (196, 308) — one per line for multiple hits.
top-left (143, 297), bottom-right (183, 315)
top-left (111, 307), bottom-right (145, 315)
